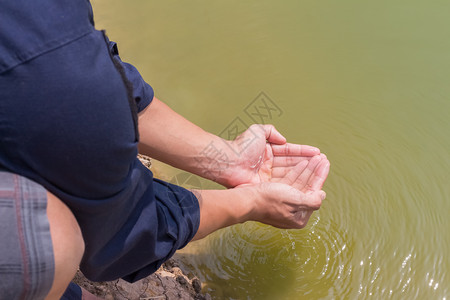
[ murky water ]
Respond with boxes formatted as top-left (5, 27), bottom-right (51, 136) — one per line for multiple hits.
top-left (92, 1), bottom-right (450, 298)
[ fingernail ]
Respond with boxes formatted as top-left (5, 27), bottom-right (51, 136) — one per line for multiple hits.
top-left (320, 191), bottom-right (326, 200)
top-left (311, 155), bottom-right (321, 162)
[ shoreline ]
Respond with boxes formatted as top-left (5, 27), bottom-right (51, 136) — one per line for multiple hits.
top-left (74, 258), bottom-right (210, 300)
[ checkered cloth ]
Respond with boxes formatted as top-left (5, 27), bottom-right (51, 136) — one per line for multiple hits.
top-left (0, 171), bottom-right (54, 300)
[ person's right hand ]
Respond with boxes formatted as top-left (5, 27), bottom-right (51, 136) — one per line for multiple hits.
top-left (245, 153), bottom-right (330, 229)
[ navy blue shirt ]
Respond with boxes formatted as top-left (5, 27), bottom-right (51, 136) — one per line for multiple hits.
top-left (0, 0), bottom-right (200, 282)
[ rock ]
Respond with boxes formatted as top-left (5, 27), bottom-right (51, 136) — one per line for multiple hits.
top-left (73, 257), bottom-right (208, 300)
top-left (176, 275), bottom-right (188, 286)
top-left (137, 154), bottom-right (152, 169)
top-left (165, 258), bottom-right (180, 270)
top-left (192, 278), bottom-right (202, 294)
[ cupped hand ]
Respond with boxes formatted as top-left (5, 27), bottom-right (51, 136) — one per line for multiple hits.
top-left (243, 152), bottom-right (330, 229)
top-left (225, 124), bottom-right (322, 188)
top-left (250, 182), bottom-right (325, 229)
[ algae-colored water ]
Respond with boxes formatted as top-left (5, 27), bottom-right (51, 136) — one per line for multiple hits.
top-left (92, 1), bottom-right (450, 298)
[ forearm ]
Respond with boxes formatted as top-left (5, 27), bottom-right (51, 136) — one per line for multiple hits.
top-left (138, 98), bottom-right (237, 185)
top-left (191, 188), bottom-right (256, 241)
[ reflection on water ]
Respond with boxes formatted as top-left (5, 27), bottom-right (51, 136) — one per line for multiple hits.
top-left (92, 0), bottom-right (450, 298)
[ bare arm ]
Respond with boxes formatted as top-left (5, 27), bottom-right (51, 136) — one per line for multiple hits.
top-left (138, 97), bottom-right (322, 187)
top-left (138, 97), bottom-right (237, 186)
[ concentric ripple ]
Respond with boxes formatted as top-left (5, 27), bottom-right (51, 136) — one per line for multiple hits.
top-left (177, 215), bottom-right (352, 299)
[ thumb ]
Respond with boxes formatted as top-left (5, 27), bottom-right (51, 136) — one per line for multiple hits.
top-left (300, 190), bottom-right (326, 210)
top-left (263, 124), bottom-right (286, 144)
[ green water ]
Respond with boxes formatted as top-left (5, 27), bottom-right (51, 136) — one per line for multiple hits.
top-left (92, 1), bottom-right (450, 298)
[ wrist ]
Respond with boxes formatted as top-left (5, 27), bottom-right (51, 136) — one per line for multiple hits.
top-left (197, 137), bottom-right (242, 187)
top-left (231, 185), bottom-right (260, 223)
top-left (191, 187), bottom-right (256, 240)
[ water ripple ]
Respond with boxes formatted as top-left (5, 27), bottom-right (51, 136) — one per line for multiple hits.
top-left (178, 215), bottom-right (352, 299)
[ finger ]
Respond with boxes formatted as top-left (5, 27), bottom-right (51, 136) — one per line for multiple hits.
top-left (309, 159), bottom-right (330, 191)
top-left (271, 143), bottom-right (320, 157)
top-left (272, 156), bottom-right (311, 168)
top-left (263, 124), bottom-right (286, 144)
top-left (296, 190), bottom-right (325, 211)
top-left (271, 167), bottom-right (292, 178)
top-left (301, 154), bottom-right (328, 192)
top-left (292, 210), bottom-right (313, 229)
top-left (278, 160), bottom-right (309, 185)
top-left (295, 210), bottom-right (310, 221)
top-left (292, 155), bottom-right (323, 190)
top-left (271, 158), bottom-right (311, 178)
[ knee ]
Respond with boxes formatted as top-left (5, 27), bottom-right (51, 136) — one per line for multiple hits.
top-left (45, 192), bottom-right (85, 300)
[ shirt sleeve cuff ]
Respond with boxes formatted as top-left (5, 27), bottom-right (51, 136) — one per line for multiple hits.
top-left (120, 177), bottom-right (200, 283)
top-left (153, 178), bottom-right (200, 251)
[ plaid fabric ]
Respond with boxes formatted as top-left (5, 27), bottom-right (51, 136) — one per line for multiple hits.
top-left (0, 172), bottom-right (54, 300)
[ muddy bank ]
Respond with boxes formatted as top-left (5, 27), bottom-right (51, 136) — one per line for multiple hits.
top-left (74, 258), bottom-right (210, 300)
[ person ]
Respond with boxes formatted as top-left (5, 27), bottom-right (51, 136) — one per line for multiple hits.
top-left (0, 0), bottom-right (330, 299)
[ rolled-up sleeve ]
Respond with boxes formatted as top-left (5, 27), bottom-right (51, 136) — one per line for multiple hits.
top-left (106, 39), bottom-right (154, 112)
top-left (120, 178), bottom-right (201, 282)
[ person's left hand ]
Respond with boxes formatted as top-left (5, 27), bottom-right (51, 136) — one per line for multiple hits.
top-left (234, 145), bottom-right (330, 229)
top-left (223, 124), bottom-right (323, 188)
